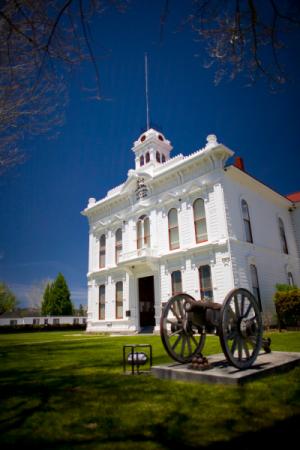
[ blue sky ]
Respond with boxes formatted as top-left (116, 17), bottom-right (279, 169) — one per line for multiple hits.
top-left (0, 0), bottom-right (299, 308)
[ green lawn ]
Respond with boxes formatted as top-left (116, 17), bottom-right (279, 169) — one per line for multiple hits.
top-left (0, 330), bottom-right (299, 449)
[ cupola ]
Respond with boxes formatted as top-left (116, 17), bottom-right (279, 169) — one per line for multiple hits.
top-left (132, 128), bottom-right (173, 170)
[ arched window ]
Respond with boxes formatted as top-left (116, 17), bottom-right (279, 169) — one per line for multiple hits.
top-left (241, 199), bottom-right (253, 243)
top-left (168, 208), bottom-right (179, 250)
top-left (278, 218), bottom-right (288, 254)
top-left (162, 154), bottom-right (166, 163)
top-left (137, 215), bottom-right (151, 249)
top-left (145, 152), bottom-right (150, 163)
top-left (116, 281), bottom-right (123, 319)
top-left (144, 216), bottom-right (150, 247)
top-left (156, 151), bottom-right (161, 162)
top-left (250, 264), bottom-right (262, 310)
top-left (115, 228), bottom-right (122, 264)
top-left (199, 265), bottom-right (213, 300)
top-left (287, 272), bottom-right (294, 286)
top-left (140, 155), bottom-right (144, 167)
top-left (99, 234), bottom-right (106, 268)
top-left (99, 285), bottom-right (105, 320)
top-left (171, 271), bottom-right (182, 295)
top-left (193, 198), bottom-right (207, 243)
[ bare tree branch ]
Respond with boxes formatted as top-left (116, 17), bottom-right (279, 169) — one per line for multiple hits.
top-left (189, 0), bottom-right (300, 88)
top-left (0, 0), bottom-right (127, 174)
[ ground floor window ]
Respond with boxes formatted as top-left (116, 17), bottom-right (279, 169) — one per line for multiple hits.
top-left (116, 281), bottom-right (123, 319)
top-left (171, 270), bottom-right (182, 295)
top-left (250, 264), bottom-right (262, 310)
top-left (199, 265), bottom-right (213, 301)
top-left (287, 272), bottom-right (294, 286)
top-left (99, 285), bottom-right (105, 320)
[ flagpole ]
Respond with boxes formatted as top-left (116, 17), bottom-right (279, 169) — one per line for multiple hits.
top-left (145, 53), bottom-right (150, 130)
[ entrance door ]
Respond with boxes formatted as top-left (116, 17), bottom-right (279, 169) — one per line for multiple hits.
top-left (138, 276), bottom-right (155, 327)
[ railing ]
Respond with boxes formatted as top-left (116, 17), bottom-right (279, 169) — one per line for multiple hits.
top-left (119, 247), bottom-right (158, 262)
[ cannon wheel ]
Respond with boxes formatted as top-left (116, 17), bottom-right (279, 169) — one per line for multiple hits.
top-left (160, 293), bottom-right (206, 363)
top-left (219, 288), bottom-right (263, 369)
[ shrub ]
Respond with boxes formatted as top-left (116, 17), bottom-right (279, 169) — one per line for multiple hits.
top-left (275, 283), bottom-right (298, 292)
top-left (274, 288), bottom-right (300, 328)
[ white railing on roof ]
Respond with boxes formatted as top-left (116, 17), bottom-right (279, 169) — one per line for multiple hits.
top-left (119, 247), bottom-right (158, 262)
top-left (107, 183), bottom-right (125, 197)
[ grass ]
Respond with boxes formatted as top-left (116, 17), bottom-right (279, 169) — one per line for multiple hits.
top-left (0, 330), bottom-right (299, 449)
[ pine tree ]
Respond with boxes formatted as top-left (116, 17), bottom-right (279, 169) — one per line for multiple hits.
top-left (41, 274), bottom-right (73, 316)
top-left (41, 282), bottom-right (53, 316)
top-left (51, 273), bottom-right (73, 315)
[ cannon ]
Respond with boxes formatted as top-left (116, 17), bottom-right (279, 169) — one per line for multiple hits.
top-left (160, 288), bottom-right (271, 370)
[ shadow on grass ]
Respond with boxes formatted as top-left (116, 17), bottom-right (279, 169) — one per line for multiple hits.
top-left (1, 362), bottom-right (299, 450)
top-left (1, 407), bottom-right (299, 450)
top-left (0, 335), bottom-right (299, 449)
top-left (206, 414), bottom-right (300, 450)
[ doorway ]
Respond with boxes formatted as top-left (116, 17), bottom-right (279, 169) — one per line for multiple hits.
top-left (138, 276), bottom-right (155, 327)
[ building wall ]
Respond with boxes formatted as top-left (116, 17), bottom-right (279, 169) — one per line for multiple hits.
top-left (86, 173), bottom-right (237, 332)
top-left (223, 170), bottom-right (300, 317)
top-left (290, 203), bottom-right (300, 259)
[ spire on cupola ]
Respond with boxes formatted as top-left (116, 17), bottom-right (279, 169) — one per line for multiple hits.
top-left (132, 128), bottom-right (173, 170)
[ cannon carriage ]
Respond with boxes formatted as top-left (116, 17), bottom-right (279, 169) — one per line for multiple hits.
top-left (160, 288), bottom-right (271, 370)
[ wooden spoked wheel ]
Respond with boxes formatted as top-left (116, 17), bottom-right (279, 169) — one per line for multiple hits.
top-left (160, 293), bottom-right (206, 363)
top-left (219, 288), bottom-right (263, 369)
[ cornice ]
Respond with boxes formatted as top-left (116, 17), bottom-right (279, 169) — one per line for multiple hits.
top-left (82, 141), bottom-right (233, 218)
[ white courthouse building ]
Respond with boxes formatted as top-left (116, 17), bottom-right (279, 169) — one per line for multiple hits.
top-left (82, 129), bottom-right (300, 333)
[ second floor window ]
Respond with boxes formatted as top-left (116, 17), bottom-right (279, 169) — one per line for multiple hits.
top-left (99, 285), bottom-right (105, 320)
top-left (137, 215), bottom-right (150, 249)
top-left (287, 272), bottom-right (294, 286)
top-left (115, 228), bottom-right (122, 263)
top-left (168, 208), bottom-right (179, 250)
top-left (193, 198), bottom-right (207, 243)
top-left (278, 218), bottom-right (288, 254)
top-left (116, 281), bottom-right (123, 319)
top-left (145, 152), bottom-right (150, 163)
top-left (250, 264), bottom-right (262, 310)
top-left (140, 155), bottom-right (144, 167)
top-left (241, 199), bottom-right (253, 243)
top-left (171, 270), bottom-right (182, 295)
top-left (99, 234), bottom-right (106, 268)
top-left (199, 265), bottom-right (213, 301)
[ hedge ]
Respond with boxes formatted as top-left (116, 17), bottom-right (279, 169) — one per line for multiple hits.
top-left (274, 288), bottom-right (300, 328)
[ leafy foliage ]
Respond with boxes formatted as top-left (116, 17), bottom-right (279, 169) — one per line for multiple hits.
top-left (41, 273), bottom-right (73, 316)
top-left (274, 287), bottom-right (300, 328)
top-left (275, 283), bottom-right (298, 292)
top-left (0, 282), bottom-right (18, 315)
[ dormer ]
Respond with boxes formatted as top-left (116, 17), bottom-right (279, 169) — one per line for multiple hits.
top-left (132, 128), bottom-right (173, 170)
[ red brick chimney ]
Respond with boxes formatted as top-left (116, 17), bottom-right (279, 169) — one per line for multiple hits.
top-left (234, 156), bottom-right (245, 172)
